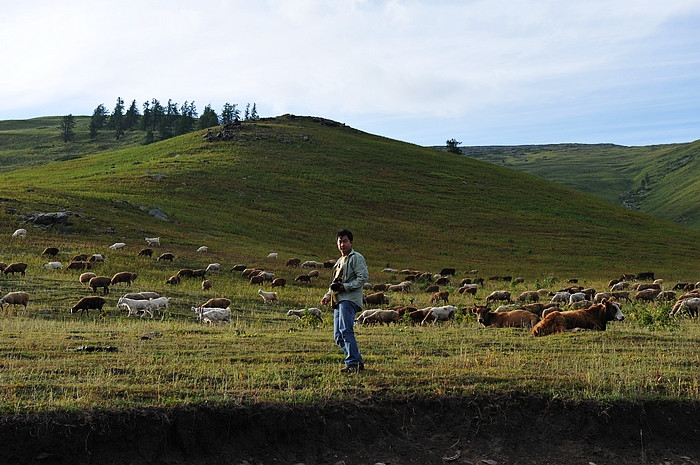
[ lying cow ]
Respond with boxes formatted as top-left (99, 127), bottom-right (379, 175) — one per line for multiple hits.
top-left (531, 299), bottom-right (624, 337)
top-left (471, 305), bottom-right (540, 328)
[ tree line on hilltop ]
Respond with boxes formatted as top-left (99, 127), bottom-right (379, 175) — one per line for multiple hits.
top-left (59, 98), bottom-right (259, 143)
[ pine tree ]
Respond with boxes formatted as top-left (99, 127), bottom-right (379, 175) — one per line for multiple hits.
top-left (60, 114), bottom-right (76, 142)
top-left (199, 104), bottom-right (219, 129)
top-left (124, 99), bottom-right (140, 130)
top-left (250, 103), bottom-right (259, 120)
top-left (89, 104), bottom-right (107, 139)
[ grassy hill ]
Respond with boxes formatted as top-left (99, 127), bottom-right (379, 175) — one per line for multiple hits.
top-left (1, 114), bottom-right (699, 279)
top-left (457, 141), bottom-right (700, 229)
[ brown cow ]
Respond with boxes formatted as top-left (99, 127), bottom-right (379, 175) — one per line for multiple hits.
top-left (471, 305), bottom-right (540, 328)
top-left (531, 299), bottom-right (624, 337)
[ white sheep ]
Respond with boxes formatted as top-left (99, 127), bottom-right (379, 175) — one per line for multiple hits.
top-left (568, 292), bottom-right (587, 305)
top-left (286, 307), bottom-right (322, 320)
top-left (550, 291), bottom-right (571, 304)
top-left (205, 263), bottom-right (221, 273)
top-left (42, 261), bottom-right (63, 270)
top-left (145, 237), bottom-right (160, 246)
top-left (109, 242), bottom-right (126, 250)
top-left (89, 254), bottom-right (105, 262)
top-left (257, 289), bottom-right (278, 303)
top-left (118, 296), bottom-right (154, 318)
top-left (267, 252), bottom-right (278, 259)
top-left (355, 308), bottom-right (380, 324)
top-left (421, 305), bottom-right (458, 325)
top-left (148, 296), bottom-right (170, 318)
top-left (192, 306), bottom-right (231, 325)
top-left (197, 246), bottom-right (208, 253)
top-left (12, 228), bottom-right (27, 238)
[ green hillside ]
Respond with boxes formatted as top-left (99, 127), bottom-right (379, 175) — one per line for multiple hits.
top-left (1, 115), bottom-right (699, 278)
top-left (457, 141), bottom-right (700, 229)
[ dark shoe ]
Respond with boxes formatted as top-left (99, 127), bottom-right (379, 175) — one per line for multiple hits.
top-left (340, 364), bottom-right (363, 373)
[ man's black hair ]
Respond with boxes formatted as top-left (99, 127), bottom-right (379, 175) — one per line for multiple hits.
top-left (336, 229), bottom-right (353, 243)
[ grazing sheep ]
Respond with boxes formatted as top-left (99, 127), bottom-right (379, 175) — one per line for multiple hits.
top-left (118, 296), bottom-right (155, 318)
top-left (301, 260), bottom-right (319, 268)
top-left (3, 262), bottom-right (28, 276)
top-left (323, 260), bottom-right (336, 268)
top-left (670, 296), bottom-right (700, 317)
top-left (201, 298), bottom-right (231, 309)
top-left (430, 291), bottom-right (449, 304)
top-left (258, 289), bottom-right (278, 303)
top-left (42, 261), bottom-right (63, 270)
top-left (361, 309), bottom-right (402, 326)
top-left (157, 253), bottom-right (175, 261)
top-left (111, 272), bottom-right (137, 286)
top-left (194, 307), bottom-right (232, 325)
top-left (230, 264), bottom-right (247, 272)
top-left (249, 275), bottom-right (264, 285)
top-left (308, 270), bottom-right (320, 279)
top-left (294, 274), bottom-right (311, 283)
top-left (166, 275), bottom-right (180, 285)
top-left (364, 292), bottom-right (390, 306)
top-left (387, 283), bottom-right (410, 293)
top-left (42, 247), bottom-right (59, 257)
top-left (548, 291), bottom-right (570, 304)
top-left (67, 261), bottom-right (93, 270)
top-left (257, 271), bottom-right (275, 282)
top-left (267, 252), bottom-right (278, 259)
top-left (12, 228), bottom-right (27, 238)
top-left (425, 285), bottom-right (440, 293)
top-left (611, 282), bottom-right (629, 291)
top-left (593, 292), bottom-right (612, 303)
top-left (516, 291), bottom-right (540, 302)
top-left (177, 269), bottom-right (195, 278)
top-left (145, 237), bottom-right (160, 246)
top-left (655, 290), bottom-right (676, 301)
top-left (138, 248), bottom-right (153, 257)
top-left (286, 258), bottom-right (301, 268)
top-left (79, 272), bottom-right (97, 285)
top-left (286, 307), bottom-right (322, 320)
top-left (89, 254), bottom-right (105, 262)
top-left (192, 269), bottom-right (208, 279)
top-left (568, 292), bottom-right (587, 305)
top-left (271, 278), bottom-right (287, 288)
top-left (88, 276), bottom-right (112, 295)
top-left (355, 308), bottom-right (380, 323)
top-left (407, 308), bottom-right (432, 325)
top-left (570, 300), bottom-right (592, 309)
top-left (147, 297), bottom-right (170, 317)
top-left (197, 246), bottom-right (208, 253)
top-left (0, 291), bottom-right (30, 311)
top-left (109, 242), bottom-right (126, 250)
top-left (485, 290), bottom-right (511, 304)
top-left (202, 279), bottom-right (213, 291)
top-left (421, 305), bottom-right (458, 325)
top-left (634, 289), bottom-right (661, 302)
top-left (205, 263), bottom-right (221, 273)
top-left (72, 253), bottom-right (89, 262)
top-left (458, 284), bottom-right (478, 295)
top-left (611, 291), bottom-right (632, 303)
top-left (70, 296), bottom-right (106, 316)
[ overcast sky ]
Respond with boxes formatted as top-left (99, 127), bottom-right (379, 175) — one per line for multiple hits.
top-left (2, 0), bottom-right (699, 146)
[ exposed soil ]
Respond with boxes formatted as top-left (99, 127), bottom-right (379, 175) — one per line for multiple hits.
top-left (0, 395), bottom-right (698, 465)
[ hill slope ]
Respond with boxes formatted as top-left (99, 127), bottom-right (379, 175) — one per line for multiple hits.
top-left (457, 141), bottom-right (700, 229)
top-left (1, 115), bottom-right (699, 278)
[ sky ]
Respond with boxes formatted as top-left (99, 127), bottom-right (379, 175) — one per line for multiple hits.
top-left (1, 0), bottom-right (699, 147)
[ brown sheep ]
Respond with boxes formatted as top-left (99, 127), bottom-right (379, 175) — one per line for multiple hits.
top-left (271, 278), bottom-right (287, 288)
top-left (408, 308), bottom-right (432, 325)
top-left (516, 291), bottom-right (540, 302)
top-left (71, 253), bottom-right (89, 262)
top-left (294, 274), bottom-right (311, 283)
top-left (485, 290), bottom-right (511, 304)
top-left (156, 252), bottom-right (175, 261)
top-left (230, 264), bottom-right (247, 272)
top-left (361, 309), bottom-right (401, 326)
top-left (138, 248), bottom-right (153, 257)
top-left (79, 272), bottom-right (97, 285)
top-left (192, 269), bottom-right (208, 278)
top-left (0, 291), bottom-right (30, 311)
top-left (249, 275), bottom-right (264, 285)
top-left (3, 262), bottom-right (28, 276)
top-left (166, 275), bottom-right (181, 285)
top-left (634, 289), bottom-right (661, 302)
top-left (70, 296), bottom-right (106, 317)
top-left (430, 291), bottom-right (449, 304)
top-left (364, 292), bottom-right (390, 306)
top-left (88, 276), bottom-right (112, 295)
top-left (42, 247), bottom-right (59, 257)
top-left (458, 284), bottom-right (478, 296)
top-left (308, 270), bottom-right (320, 279)
top-left (201, 279), bottom-right (213, 291)
top-left (111, 272), bottom-right (137, 286)
top-left (201, 298), bottom-right (231, 308)
top-left (286, 258), bottom-right (301, 268)
top-left (67, 261), bottom-right (92, 270)
top-left (177, 268), bottom-right (195, 278)
top-left (425, 285), bottom-right (440, 293)
top-left (372, 283), bottom-right (389, 292)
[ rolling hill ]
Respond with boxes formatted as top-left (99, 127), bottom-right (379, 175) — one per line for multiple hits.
top-left (1, 114), bottom-right (699, 279)
top-left (456, 141), bottom-right (700, 229)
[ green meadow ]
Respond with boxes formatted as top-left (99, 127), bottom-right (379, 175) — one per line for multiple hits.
top-left (0, 115), bottom-right (699, 415)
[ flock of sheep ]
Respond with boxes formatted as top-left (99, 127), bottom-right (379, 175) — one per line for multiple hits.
top-left (4, 229), bottom-right (700, 333)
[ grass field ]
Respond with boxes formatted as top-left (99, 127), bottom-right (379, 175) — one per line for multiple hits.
top-left (1, 115), bottom-right (699, 417)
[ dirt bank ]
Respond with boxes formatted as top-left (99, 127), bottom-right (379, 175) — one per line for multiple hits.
top-left (0, 395), bottom-right (697, 464)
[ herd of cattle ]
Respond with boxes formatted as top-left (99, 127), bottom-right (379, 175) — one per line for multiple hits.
top-left (2, 232), bottom-right (700, 335)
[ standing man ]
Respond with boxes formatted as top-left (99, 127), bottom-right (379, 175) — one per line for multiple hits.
top-left (321, 229), bottom-right (369, 373)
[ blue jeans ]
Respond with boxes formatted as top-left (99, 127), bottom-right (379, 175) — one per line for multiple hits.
top-left (334, 300), bottom-right (363, 367)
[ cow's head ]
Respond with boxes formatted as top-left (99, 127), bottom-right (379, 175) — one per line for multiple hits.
top-left (602, 298), bottom-right (625, 321)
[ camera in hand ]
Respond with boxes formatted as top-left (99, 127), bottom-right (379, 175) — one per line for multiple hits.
top-left (330, 278), bottom-right (343, 292)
